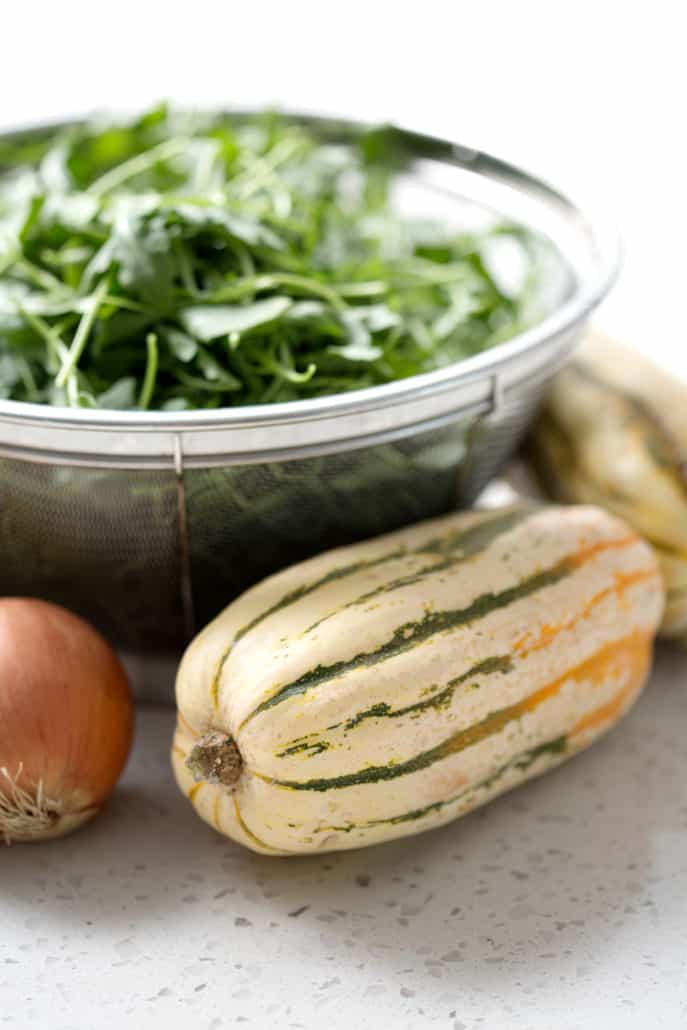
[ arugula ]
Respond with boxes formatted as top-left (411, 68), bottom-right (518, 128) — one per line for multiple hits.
top-left (0, 105), bottom-right (547, 410)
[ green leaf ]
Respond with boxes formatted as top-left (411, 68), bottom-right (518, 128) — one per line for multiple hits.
top-left (328, 308), bottom-right (390, 362)
top-left (163, 326), bottom-right (198, 362)
top-left (0, 353), bottom-right (24, 390)
top-left (196, 348), bottom-right (241, 386)
top-left (0, 104), bottom-right (548, 409)
top-left (179, 296), bottom-right (293, 341)
top-left (97, 376), bottom-right (137, 409)
top-left (161, 395), bottom-right (192, 411)
top-left (19, 194), bottom-right (45, 241)
top-left (166, 202), bottom-right (284, 250)
top-left (329, 339), bottom-right (384, 362)
top-left (40, 142), bottom-right (74, 194)
top-left (286, 300), bottom-right (327, 320)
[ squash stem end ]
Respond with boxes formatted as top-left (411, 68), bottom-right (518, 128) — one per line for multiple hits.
top-left (187, 732), bottom-right (242, 788)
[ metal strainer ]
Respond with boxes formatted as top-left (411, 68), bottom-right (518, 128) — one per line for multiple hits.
top-left (0, 116), bottom-right (618, 693)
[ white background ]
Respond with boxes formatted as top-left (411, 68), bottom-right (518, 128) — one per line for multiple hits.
top-left (2, 0), bottom-right (685, 373)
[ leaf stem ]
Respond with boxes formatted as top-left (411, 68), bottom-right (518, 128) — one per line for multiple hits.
top-left (205, 273), bottom-right (348, 311)
top-left (87, 137), bottom-right (189, 196)
top-left (15, 257), bottom-right (70, 293)
top-left (55, 279), bottom-right (108, 388)
top-left (18, 306), bottom-right (79, 404)
top-left (138, 333), bottom-right (159, 409)
top-left (172, 238), bottom-right (198, 296)
top-left (18, 306), bottom-right (71, 366)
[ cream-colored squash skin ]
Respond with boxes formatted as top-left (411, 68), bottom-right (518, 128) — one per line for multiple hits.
top-left (529, 331), bottom-right (687, 639)
top-left (172, 504), bottom-right (663, 855)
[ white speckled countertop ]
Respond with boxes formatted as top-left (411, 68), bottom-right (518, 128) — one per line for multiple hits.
top-left (2, 646), bottom-right (686, 1029)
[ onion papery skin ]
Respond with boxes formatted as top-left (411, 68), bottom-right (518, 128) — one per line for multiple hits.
top-left (0, 599), bottom-right (134, 843)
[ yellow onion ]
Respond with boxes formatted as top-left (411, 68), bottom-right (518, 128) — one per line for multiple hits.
top-left (0, 599), bottom-right (134, 843)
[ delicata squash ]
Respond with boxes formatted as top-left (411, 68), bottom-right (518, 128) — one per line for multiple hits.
top-left (528, 331), bottom-right (687, 640)
top-left (172, 504), bottom-right (663, 855)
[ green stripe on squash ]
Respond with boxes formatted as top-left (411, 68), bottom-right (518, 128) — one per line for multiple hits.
top-left (262, 635), bottom-right (574, 792)
top-left (210, 506), bottom-right (535, 709)
top-left (302, 507), bottom-right (535, 636)
top-left (275, 653), bottom-right (513, 758)
top-left (311, 736), bottom-right (568, 834)
top-left (248, 556), bottom-right (571, 723)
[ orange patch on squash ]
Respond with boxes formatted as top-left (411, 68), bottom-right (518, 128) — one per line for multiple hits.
top-left (514, 629), bottom-right (650, 721)
top-left (570, 673), bottom-right (648, 742)
top-left (515, 567), bottom-right (659, 659)
top-left (567, 533), bottom-right (639, 568)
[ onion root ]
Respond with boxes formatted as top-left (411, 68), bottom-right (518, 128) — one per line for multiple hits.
top-left (0, 765), bottom-right (97, 844)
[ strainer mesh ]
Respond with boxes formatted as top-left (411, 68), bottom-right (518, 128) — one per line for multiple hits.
top-left (0, 372), bottom-right (549, 655)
